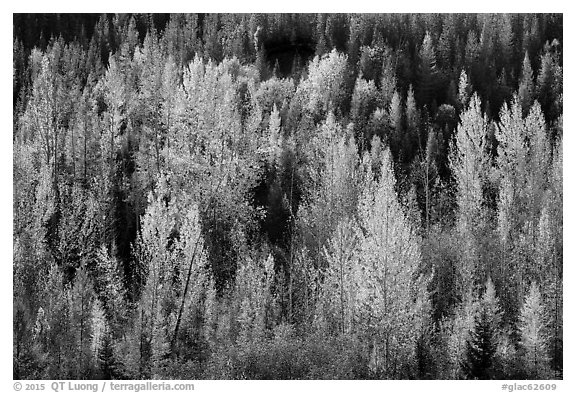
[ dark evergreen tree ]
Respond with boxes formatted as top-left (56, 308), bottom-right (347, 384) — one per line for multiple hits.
top-left (518, 51), bottom-right (535, 117)
top-left (461, 280), bottom-right (502, 380)
top-left (417, 31), bottom-right (439, 111)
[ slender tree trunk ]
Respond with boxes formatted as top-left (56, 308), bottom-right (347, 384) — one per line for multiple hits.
top-left (425, 160), bottom-right (430, 234)
top-left (71, 125), bottom-right (76, 180)
top-left (154, 124), bottom-right (161, 174)
top-left (171, 231), bottom-right (203, 356)
top-left (171, 163), bottom-right (228, 356)
top-left (288, 165), bottom-right (295, 323)
top-left (84, 121), bottom-right (87, 184)
top-left (53, 129), bottom-right (58, 193)
top-left (340, 257), bottom-right (345, 335)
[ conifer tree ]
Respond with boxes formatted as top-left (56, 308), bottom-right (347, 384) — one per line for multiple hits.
top-left (535, 204), bottom-right (561, 374)
top-left (415, 129), bottom-right (439, 233)
top-left (42, 264), bottom-right (74, 378)
top-left (547, 138), bottom-right (563, 375)
top-left (462, 307), bottom-right (497, 379)
top-left (518, 52), bottom-right (535, 117)
top-left (22, 55), bottom-right (64, 190)
top-left (319, 219), bottom-right (361, 335)
top-left (496, 99), bottom-right (551, 316)
top-left (518, 282), bottom-right (552, 379)
top-left (379, 46), bottom-right (397, 110)
top-left (356, 147), bottom-right (430, 378)
top-left (99, 54), bottom-right (130, 173)
top-left (358, 45), bottom-right (383, 83)
top-left (445, 290), bottom-right (477, 379)
top-left (464, 30), bottom-right (480, 87)
top-left (72, 90), bottom-right (100, 185)
top-left (437, 16), bottom-right (455, 70)
top-left (417, 31), bottom-right (438, 109)
top-left (97, 326), bottom-right (123, 379)
top-left (263, 103), bottom-right (283, 166)
top-left (495, 97), bottom-right (526, 302)
top-left (389, 89), bottom-right (403, 157)
top-left (299, 114), bottom-right (359, 267)
top-left (93, 245), bottom-right (127, 330)
top-left (135, 28), bottom-right (168, 178)
top-left (315, 14), bottom-right (329, 57)
top-left (406, 85), bottom-right (420, 142)
top-left (171, 201), bottom-right (210, 355)
top-left (405, 84), bottom-right (420, 159)
top-left (450, 94), bottom-right (489, 293)
top-left (13, 146), bottom-right (55, 314)
top-left (134, 180), bottom-right (177, 375)
top-left (351, 77), bottom-right (378, 146)
top-left (524, 102), bottom-right (550, 241)
top-left (461, 279), bottom-right (502, 380)
top-left (536, 51), bottom-right (555, 123)
top-left (457, 70), bottom-right (472, 111)
top-left (497, 14), bottom-right (514, 71)
top-left (69, 264), bottom-right (97, 378)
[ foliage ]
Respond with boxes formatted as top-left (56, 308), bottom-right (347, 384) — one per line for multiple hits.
top-left (13, 13), bottom-right (562, 380)
top-left (518, 282), bottom-right (553, 379)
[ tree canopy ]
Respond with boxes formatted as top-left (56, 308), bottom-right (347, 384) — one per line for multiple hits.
top-left (13, 13), bottom-right (562, 380)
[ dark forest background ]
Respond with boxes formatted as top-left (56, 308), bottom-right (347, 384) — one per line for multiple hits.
top-left (13, 13), bottom-right (563, 380)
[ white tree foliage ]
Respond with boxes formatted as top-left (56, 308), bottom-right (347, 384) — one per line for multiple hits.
top-left (235, 254), bottom-right (275, 343)
top-left (458, 69), bottom-right (472, 110)
top-left (298, 49), bottom-right (348, 116)
top-left (445, 290), bottom-right (477, 379)
top-left (357, 147), bottom-right (430, 378)
top-left (496, 99), bottom-right (552, 301)
top-left (518, 282), bottom-right (552, 379)
top-left (319, 218), bottom-right (362, 335)
top-left (450, 93), bottom-right (489, 292)
top-left (135, 176), bottom-right (209, 368)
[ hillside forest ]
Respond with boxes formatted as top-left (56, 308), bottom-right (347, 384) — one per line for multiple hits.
top-left (13, 13), bottom-right (563, 380)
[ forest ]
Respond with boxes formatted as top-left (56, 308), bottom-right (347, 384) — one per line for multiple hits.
top-left (13, 13), bottom-right (563, 380)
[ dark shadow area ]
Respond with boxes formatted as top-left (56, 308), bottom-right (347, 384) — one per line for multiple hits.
top-left (264, 38), bottom-right (315, 78)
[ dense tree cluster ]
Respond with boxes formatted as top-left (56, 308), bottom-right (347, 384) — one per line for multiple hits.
top-left (13, 13), bottom-right (562, 379)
